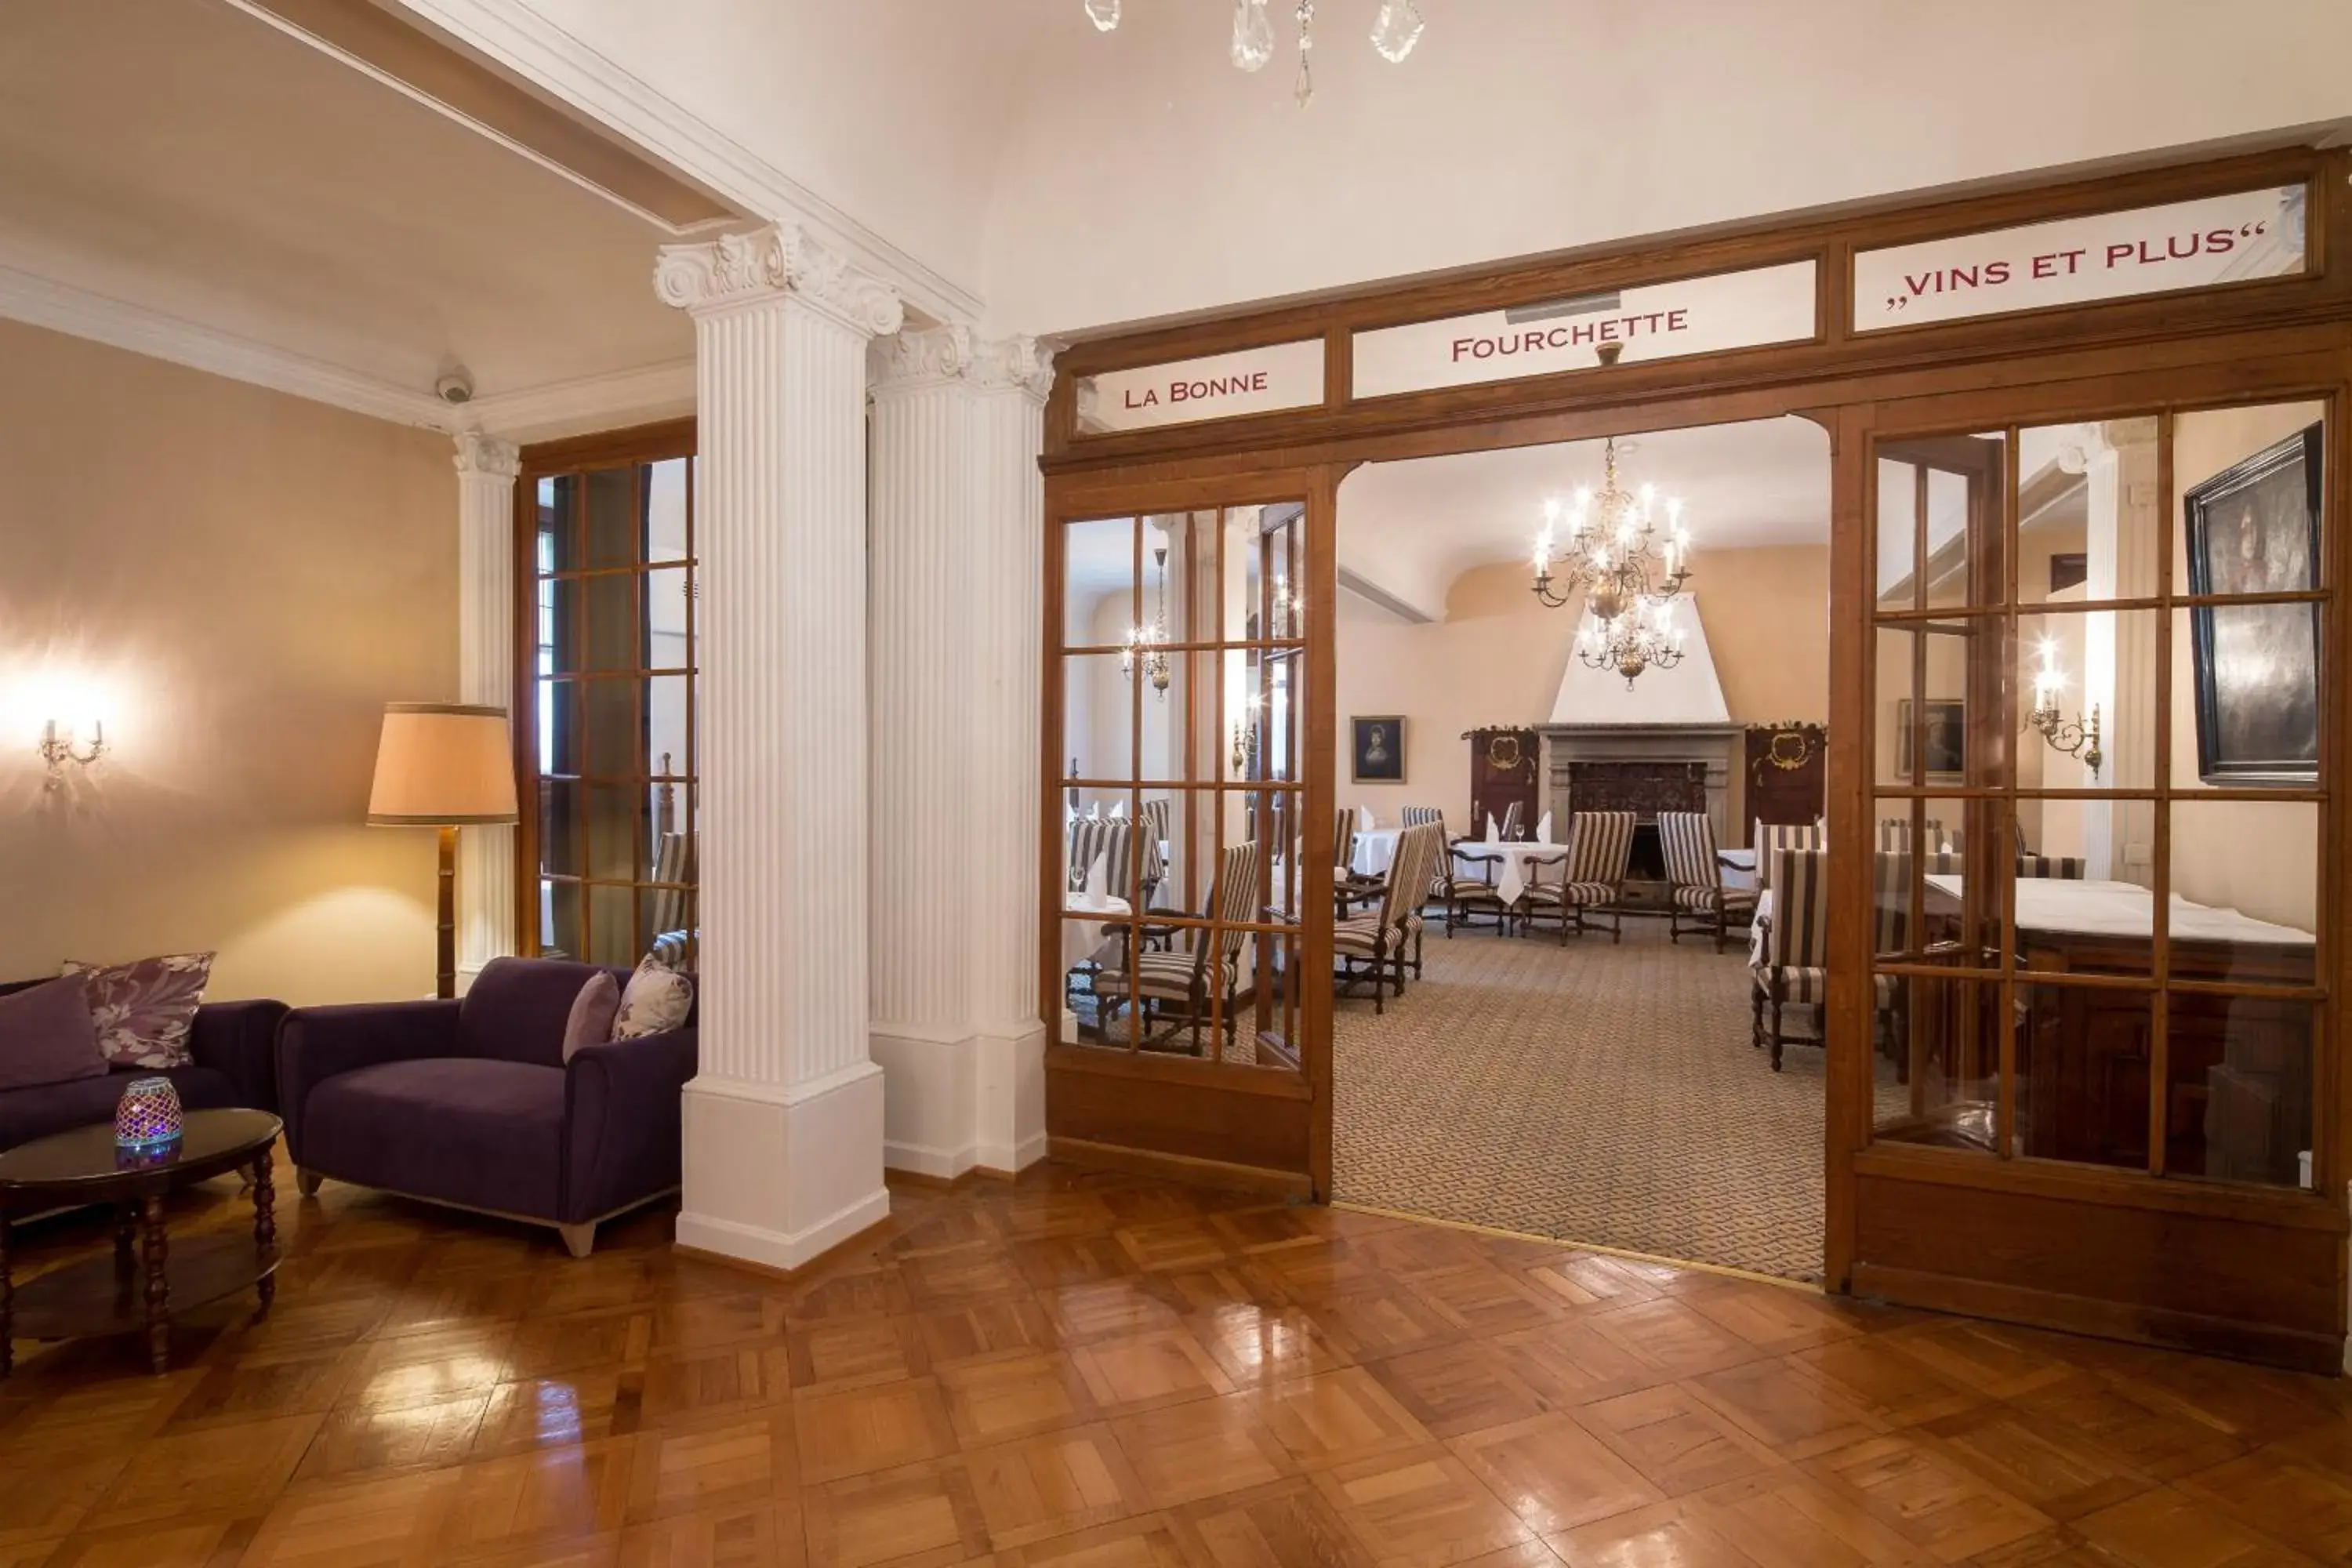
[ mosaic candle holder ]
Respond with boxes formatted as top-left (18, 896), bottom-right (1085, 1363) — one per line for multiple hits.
top-left (114, 1076), bottom-right (183, 1152)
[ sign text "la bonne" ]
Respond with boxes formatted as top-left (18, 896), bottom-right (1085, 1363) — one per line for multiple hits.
top-left (1123, 370), bottom-right (1271, 410)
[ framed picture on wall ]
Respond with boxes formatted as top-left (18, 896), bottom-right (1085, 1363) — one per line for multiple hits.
top-left (1351, 715), bottom-right (1406, 783)
top-left (2183, 423), bottom-right (2322, 785)
top-left (1894, 698), bottom-right (1966, 784)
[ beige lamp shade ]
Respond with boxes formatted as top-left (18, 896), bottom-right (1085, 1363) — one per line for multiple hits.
top-left (367, 702), bottom-right (519, 825)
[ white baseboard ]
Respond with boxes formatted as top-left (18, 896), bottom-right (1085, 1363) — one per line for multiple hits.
top-left (674, 1188), bottom-right (891, 1272)
top-left (679, 1064), bottom-right (888, 1271)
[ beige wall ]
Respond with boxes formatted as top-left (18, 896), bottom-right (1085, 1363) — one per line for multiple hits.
top-left (0, 321), bottom-right (457, 1004)
top-left (1336, 544), bottom-right (1829, 830)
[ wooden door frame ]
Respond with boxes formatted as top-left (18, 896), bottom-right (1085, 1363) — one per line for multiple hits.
top-left (1033, 141), bottom-right (2352, 1365)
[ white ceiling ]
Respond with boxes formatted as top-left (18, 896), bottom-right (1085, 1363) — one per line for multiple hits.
top-left (1339, 417), bottom-right (1833, 619)
top-left (0, 0), bottom-right (697, 429)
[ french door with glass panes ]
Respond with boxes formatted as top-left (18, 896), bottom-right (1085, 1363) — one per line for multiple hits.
top-left (1849, 379), bottom-right (2339, 1365)
top-left (1043, 474), bottom-right (1334, 1196)
top-left (519, 426), bottom-right (699, 969)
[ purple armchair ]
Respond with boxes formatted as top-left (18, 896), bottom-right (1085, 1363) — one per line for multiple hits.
top-left (276, 956), bottom-right (695, 1257)
top-left (0, 978), bottom-right (281, 1151)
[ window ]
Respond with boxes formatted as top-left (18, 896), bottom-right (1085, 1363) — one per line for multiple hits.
top-left (518, 423), bottom-right (698, 968)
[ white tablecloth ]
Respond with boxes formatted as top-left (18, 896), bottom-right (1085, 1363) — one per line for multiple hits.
top-left (1061, 892), bottom-right (1131, 973)
top-left (1450, 840), bottom-right (1570, 906)
top-left (1351, 828), bottom-right (1400, 879)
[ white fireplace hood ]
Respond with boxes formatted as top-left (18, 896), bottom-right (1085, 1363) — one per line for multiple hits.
top-left (1546, 593), bottom-right (1730, 726)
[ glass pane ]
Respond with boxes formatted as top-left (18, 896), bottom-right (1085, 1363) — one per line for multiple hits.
top-left (645, 567), bottom-right (691, 670)
top-left (539, 678), bottom-right (582, 777)
top-left (545, 579), bottom-right (581, 676)
top-left (1874, 622), bottom-right (1987, 789)
top-left (2016, 419), bottom-right (2161, 608)
top-left (2169, 799), bottom-right (2319, 985)
top-left (647, 675), bottom-right (691, 783)
top-left (2167, 993), bottom-right (2314, 1189)
top-left (1872, 975), bottom-right (2001, 1150)
top-left (536, 474), bottom-right (581, 574)
top-left (584, 574), bottom-right (636, 673)
top-left (584, 466), bottom-right (635, 570)
top-left (1877, 433), bottom-right (2005, 612)
top-left (2173, 604), bottom-right (2321, 789)
top-left (1069, 923), bottom-right (1144, 1050)
top-left (2174, 402), bottom-right (2324, 597)
top-left (2016, 981), bottom-right (2151, 1169)
top-left (539, 877), bottom-right (582, 959)
top-left (1063, 652), bottom-right (1138, 792)
top-left (644, 457), bottom-right (690, 564)
top-left (1061, 790), bottom-right (1151, 910)
top-left (641, 887), bottom-right (695, 970)
top-left (1160, 510), bottom-right (1218, 644)
top-left (2017, 608), bottom-right (2156, 793)
top-left (582, 678), bottom-right (636, 779)
top-left (1870, 799), bottom-right (1987, 967)
top-left (537, 780), bottom-right (579, 877)
top-left (585, 783), bottom-right (638, 881)
top-left (587, 884), bottom-right (637, 966)
top-left (1065, 516), bottom-right (1138, 649)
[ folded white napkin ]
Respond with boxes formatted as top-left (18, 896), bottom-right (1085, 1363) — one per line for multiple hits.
top-left (1082, 852), bottom-right (1107, 899)
top-left (1109, 799), bottom-right (1126, 818)
top-left (1087, 803), bottom-right (1102, 820)
top-left (1535, 811), bottom-right (1554, 844)
top-left (1485, 814), bottom-right (1501, 843)
top-left (1357, 805), bottom-right (1374, 829)
top-left (1065, 802), bottom-right (1076, 824)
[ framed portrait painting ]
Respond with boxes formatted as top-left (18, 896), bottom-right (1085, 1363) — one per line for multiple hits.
top-left (1351, 715), bottom-right (1405, 783)
top-left (2183, 423), bottom-right (2321, 786)
top-left (1893, 698), bottom-right (1966, 785)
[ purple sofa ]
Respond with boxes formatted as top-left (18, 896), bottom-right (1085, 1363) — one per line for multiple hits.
top-left (0, 978), bottom-right (282, 1150)
top-left (276, 956), bottom-right (695, 1257)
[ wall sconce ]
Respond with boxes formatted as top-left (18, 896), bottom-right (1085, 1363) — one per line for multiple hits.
top-left (38, 717), bottom-right (107, 789)
top-left (2026, 639), bottom-right (2103, 779)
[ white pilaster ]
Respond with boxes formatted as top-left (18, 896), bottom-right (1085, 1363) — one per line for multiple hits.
top-left (868, 328), bottom-right (1053, 1179)
top-left (656, 226), bottom-right (904, 1269)
top-left (454, 432), bottom-right (520, 990)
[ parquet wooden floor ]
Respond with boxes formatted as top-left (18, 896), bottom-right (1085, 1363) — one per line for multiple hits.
top-left (0, 1155), bottom-right (2342, 1567)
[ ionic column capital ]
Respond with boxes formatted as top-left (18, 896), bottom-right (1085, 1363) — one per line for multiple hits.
top-left (452, 431), bottom-right (521, 480)
top-left (655, 223), bottom-right (905, 339)
top-left (870, 325), bottom-right (1054, 402)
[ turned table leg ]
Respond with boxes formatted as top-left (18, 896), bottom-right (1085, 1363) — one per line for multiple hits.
top-left (141, 1193), bottom-right (169, 1376)
top-left (252, 1148), bottom-right (276, 1312)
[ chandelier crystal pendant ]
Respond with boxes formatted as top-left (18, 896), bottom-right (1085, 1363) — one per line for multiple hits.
top-left (1083, 0), bottom-right (1422, 105)
top-left (1084, 0), bottom-right (1121, 31)
top-left (1369, 0), bottom-right (1425, 61)
top-left (1532, 437), bottom-right (1694, 687)
top-left (1123, 546), bottom-right (1174, 698)
top-left (1231, 0), bottom-right (1274, 71)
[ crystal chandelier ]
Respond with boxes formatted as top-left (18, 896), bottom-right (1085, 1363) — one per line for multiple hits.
top-left (1532, 437), bottom-right (1695, 688)
top-left (1123, 546), bottom-right (1172, 696)
top-left (1083, 0), bottom-right (1426, 107)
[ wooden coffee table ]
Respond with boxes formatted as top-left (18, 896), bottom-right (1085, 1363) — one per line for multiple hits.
top-left (0, 1107), bottom-right (281, 1375)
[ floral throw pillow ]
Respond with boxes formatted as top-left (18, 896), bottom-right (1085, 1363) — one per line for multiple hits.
top-left (61, 953), bottom-right (214, 1069)
top-left (612, 954), bottom-right (694, 1040)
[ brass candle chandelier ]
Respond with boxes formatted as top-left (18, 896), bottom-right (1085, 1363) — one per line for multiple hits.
top-left (1122, 546), bottom-right (1173, 697)
top-left (1531, 437), bottom-right (1695, 688)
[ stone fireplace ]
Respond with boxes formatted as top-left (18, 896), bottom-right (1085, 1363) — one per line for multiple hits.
top-left (1537, 724), bottom-right (1744, 906)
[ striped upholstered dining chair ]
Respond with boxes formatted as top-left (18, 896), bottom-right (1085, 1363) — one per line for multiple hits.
top-left (2016, 854), bottom-right (2085, 880)
top-left (1399, 806), bottom-right (1444, 829)
top-left (1092, 840), bottom-right (1260, 1056)
top-left (1439, 840), bottom-right (1509, 935)
top-left (1519, 810), bottom-right (1637, 943)
top-left (1335, 822), bottom-right (1442, 1013)
top-left (1751, 844), bottom-right (1830, 1071)
top-left (647, 831), bottom-right (699, 967)
top-left (1658, 811), bottom-right (1755, 953)
top-left (1752, 819), bottom-right (1826, 891)
top-left (1137, 797), bottom-right (1173, 903)
top-left (1065, 816), bottom-right (1138, 900)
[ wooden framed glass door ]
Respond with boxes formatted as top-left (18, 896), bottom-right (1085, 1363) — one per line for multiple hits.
top-left (1040, 471), bottom-right (1335, 1197)
top-left (1842, 373), bottom-right (2343, 1367)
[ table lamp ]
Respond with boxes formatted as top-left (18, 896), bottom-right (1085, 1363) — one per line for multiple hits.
top-left (368, 702), bottom-right (519, 999)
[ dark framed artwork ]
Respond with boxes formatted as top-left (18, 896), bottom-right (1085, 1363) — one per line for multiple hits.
top-left (2183, 423), bottom-right (2321, 785)
top-left (1894, 698), bottom-right (1966, 783)
top-left (1351, 715), bottom-right (1405, 783)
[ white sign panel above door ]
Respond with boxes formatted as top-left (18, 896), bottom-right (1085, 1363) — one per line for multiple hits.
top-left (1076, 339), bottom-right (1326, 434)
top-left (1351, 260), bottom-right (1818, 400)
top-left (1853, 184), bottom-right (2307, 333)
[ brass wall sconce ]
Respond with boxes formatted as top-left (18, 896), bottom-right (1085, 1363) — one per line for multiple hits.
top-left (2026, 640), bottom-right (2103, 779)
top-left (38, 718), bottom-right (107, 789)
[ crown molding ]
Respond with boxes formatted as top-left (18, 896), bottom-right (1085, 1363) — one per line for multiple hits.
top-left (0, 260), bottom-right (452, 429)
top-left (0, 259), bottom-right (697, 442)
top-left (383, 0), bottom-right (985, 329)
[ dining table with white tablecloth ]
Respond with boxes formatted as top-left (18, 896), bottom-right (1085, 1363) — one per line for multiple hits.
top-left (1061, 891), bottom-right (1132, 974)
top-left (1349, 827), bottom-right (1401, 880)
top-left (1447, 840), bottom-right (1572, 907)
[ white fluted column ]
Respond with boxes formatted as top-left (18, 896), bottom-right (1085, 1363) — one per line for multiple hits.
top-left (867, 330), bottom-right (1054, 1178)
top-left (455, 432), bottom-right (519, 990)
top-left (656, 226), bottom-right (903, 1269)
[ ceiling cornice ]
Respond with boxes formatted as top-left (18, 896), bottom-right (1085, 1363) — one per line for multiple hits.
top-left (381, 0), bottom-right (986, 330)
top-left (0, 259), bottom-right (696, 442)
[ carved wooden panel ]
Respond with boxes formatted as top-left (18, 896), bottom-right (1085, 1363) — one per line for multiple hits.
top-left (1744, 724), bottom-right (1826, 843)
top-left (1465, 727), bottom-right (1539, 833)
top-left (1565, 760), bottom-right (1704, 817)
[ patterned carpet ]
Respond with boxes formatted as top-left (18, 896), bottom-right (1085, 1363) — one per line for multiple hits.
top-left (1333, 913), bottom-right (1831, 1281)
